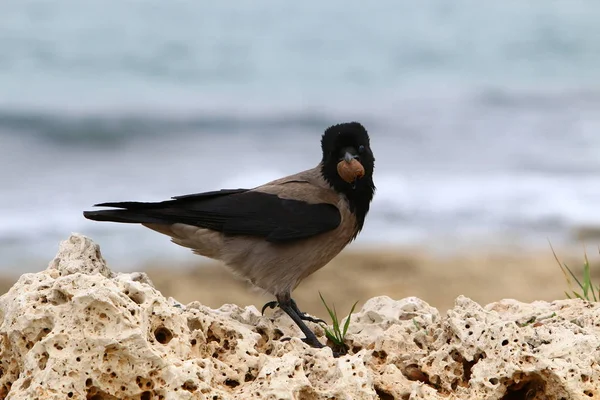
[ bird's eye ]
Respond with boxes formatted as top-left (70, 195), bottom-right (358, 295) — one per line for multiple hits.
top-left (358, 145), bottom-right (365, 153)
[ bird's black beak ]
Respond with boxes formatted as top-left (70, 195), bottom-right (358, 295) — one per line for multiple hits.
top-left (343, 151), bottom-right (358, 163)
top-left (338, 147), bottom-right (360, 163)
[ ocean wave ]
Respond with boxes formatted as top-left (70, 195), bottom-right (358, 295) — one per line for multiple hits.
top-left (2, 86), bottom-right (600, 149)
top-left (0, 109), bottom-right (340, 148)
top-left (1, 168), bottom-right (598, 264)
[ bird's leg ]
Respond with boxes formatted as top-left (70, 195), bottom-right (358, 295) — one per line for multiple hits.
top-left (290, 299), bottom-right (327, 325)
top-left (276, 294), bottom-right (325, 349)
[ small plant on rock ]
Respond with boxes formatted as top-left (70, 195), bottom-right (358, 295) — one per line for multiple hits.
top-left (318, 292), bottom-right (358, 354)
top-left (551, 243), bottom-right (600, 301)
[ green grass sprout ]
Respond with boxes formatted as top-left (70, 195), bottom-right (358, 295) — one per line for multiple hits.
top-left (550, 241), bottom-right (600, 301)
top-left (318, 292), bottom-right (358, 352)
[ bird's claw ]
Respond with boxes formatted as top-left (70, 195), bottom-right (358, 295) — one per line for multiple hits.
top-left (261, 300), bottom-right (279, 315)
top-left (298, 314), bottom-right (327, 325)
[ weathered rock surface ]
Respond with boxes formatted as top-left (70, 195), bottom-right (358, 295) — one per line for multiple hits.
top-left (0, 234), bottom-right (599, 399)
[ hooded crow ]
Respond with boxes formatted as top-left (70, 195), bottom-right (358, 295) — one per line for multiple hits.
top-left (83, 122), bottom-right (375, 349)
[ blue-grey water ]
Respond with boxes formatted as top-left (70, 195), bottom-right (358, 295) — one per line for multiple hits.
top-left (1, 1), bottom-right (600, 271)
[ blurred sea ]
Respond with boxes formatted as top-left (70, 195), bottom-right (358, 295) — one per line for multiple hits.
top-left (2, 1), bottom-right (600, 271)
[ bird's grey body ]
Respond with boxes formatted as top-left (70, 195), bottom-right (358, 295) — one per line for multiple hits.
top-left (146, 166), bottom-right (357, 298)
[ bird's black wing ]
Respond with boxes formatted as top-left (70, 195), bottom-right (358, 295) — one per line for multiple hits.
top-left (83, 189), bottom-right (341, 243)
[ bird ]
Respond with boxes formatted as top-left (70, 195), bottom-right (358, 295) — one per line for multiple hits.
top-left (83, 122), bottom-right (375, 349)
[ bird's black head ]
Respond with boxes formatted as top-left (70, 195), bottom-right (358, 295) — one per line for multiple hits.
top-left (320, 122), bottom-right (375, 234)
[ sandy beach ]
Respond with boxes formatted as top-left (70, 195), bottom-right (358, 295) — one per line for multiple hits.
top-left (146, 246), bottom-right (598, 317)
top-left (3, 244), bottom-right (592, 321)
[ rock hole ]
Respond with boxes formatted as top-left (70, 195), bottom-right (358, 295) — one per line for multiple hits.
top-left (244, 371), bottom-right (255, 382)
top-left (500, 372), bottom-right (547, 400)
top-left (206, 326), bottom-right (219, 343)
top-left (490, 378), bottom-right (499, 385)
top-left (225, 379), bottom-right (240, 388)
top-left (86, 386), bottom-right (120, 400)
top-left (190, 339), bottom-right (197, 346)
top-left (451, 379), bottom-right (459, 391)
top-left (372, 350), bottom-right (388, 362)
top-left (273, 329), bottom-right (284, 340)
top-left (136, 376), bottom-right (155, 390)
top-left (256, 327), bottom-right (268, 340)
top-left (86, 379), bottom-right (93, 387)
top-left (141, 391), bottom-right (152, 400)
top-left (154, 326), bottom-right (173, 344)
top-left (374, 386), bottom-right (394, 400)
top-left (68, 392), bottom-right (73, 398)
top-left (181, 380), bottom-right (198, 392)
top-left (463, 352), bottom-right (485, 383)
top-left (413, 337), bottom-right (424, 349)
top-left (584, 391), bottom-right (594, 397)
top-left (187, 318), bottom-right (203, 332)
top-left (20, 378), bottom-right (32, 390)
top-left (127, 290), bottom-right (145, 305)
top-left (297, 388), bottom-right (319, 400)
top-left (35, 326), bottom-right (53, 344)
top-left (502, 339), bottom-right (509, 346)
top-left (39, 352), bottom-right (49, 370)
top-left (50, 289), bottom-right (70, 305)
top-left (402, 364), bottom-right (429, 384)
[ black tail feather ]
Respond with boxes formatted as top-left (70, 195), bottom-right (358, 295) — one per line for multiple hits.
top-left (83, 210), bottom-right (166, 224)
top-left (93, 201), bottom-right (166, 209)
top-left (85, 189), bottom-right (251, 226)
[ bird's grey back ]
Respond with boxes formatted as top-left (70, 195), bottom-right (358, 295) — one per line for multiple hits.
top-left (144, 166), bottom-right (358, 296)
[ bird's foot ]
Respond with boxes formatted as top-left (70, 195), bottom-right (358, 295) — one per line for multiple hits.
top-left (295, 310), bottom-right (327, 325)
top-left (261, 299), bottom-right (326, 325)
top-left (265, 296), bottom-right (342, 356)
top-left (301, 336), bottom-right (326, 349)
top-left (290, 299), bottom-right (327, 325)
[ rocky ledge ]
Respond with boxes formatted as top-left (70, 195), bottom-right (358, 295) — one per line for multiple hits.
top-left (0, 234), bottom-right (598, 399)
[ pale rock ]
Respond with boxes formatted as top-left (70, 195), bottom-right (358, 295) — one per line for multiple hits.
top-left (0, 234), bottom-right (599, 399)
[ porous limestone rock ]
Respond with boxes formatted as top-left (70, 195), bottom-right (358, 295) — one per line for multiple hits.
top-left (0, 234), bottom-right (599, 399)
